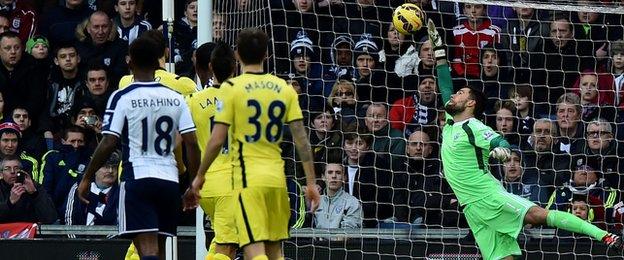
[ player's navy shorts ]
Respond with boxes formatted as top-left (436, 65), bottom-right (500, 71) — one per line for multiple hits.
top-left (118, 178), bottom-right (179, 237)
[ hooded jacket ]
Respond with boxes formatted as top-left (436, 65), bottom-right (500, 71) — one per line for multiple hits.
top-left (314, 188), bottom-right (362, 229)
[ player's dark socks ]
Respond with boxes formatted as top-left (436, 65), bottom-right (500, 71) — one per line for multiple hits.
top-left (546, 210), bottom-right (607, 240)
top-left (140, 256), bottom-right (158, 260)
top-left (602, 233), bottom-right (624, 250)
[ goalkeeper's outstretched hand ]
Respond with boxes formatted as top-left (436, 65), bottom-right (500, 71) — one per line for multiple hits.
top-left (489, 147), bottom-right (511, 162)
top-left (426, 19), bottom-right (446, 61)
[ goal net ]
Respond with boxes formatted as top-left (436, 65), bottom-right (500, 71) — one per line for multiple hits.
top-left (209, 0), bottom-right (624, 258)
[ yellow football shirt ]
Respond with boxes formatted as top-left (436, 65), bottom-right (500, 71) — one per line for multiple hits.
top-left (214, 72), bottom-right (303, 189)
top-left (186, 85), bottom-right (233, 197)
top-left (118, 69), bottom-right (197, 95)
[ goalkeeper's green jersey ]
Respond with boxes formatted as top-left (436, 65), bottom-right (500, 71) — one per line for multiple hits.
top-left (437, 63), bottom-right (510, 205)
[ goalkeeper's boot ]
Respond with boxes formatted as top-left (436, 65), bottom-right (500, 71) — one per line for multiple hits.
top-left (602, 233), bottom-right (624, 251)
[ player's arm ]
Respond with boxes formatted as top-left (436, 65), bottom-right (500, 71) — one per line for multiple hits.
top-left (181, 132), bottom-right (200, 180)
top-left (289, 119), bottom-right (320, 212)
top-left (472, 123), bottom-right (512, 161)
top-left (196, 123), bottom-right (227, 180)
top-left (428, 19), bottom-right (453, 105)
top-left (183, 123), bottom-right (227, 211)
top-left (77, 134), bottom-right (119, 203)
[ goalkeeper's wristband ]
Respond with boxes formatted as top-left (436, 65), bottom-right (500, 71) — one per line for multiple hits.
top-left (433, 46), bottom-right (447, 61)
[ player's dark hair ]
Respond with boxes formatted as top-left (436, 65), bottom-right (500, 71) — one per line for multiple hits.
top-left (467, 86), bottom-right (487, 119)
top-left (195, 42), bottom-right (216, 72)
top-left (0, 31), bottom-right (19, 43)
top-left (236, 28), bottom-right (268, 65)
top-left (129, 37), bottom-right (161, 71)
top-left (139, 29), bottom-right (167, 58)
top-left (210, 42), bottom-right (235, 83)
top-left (63, 125), bottom-right (84, 141)
top-left (53, 41), bottom-right (77, 57)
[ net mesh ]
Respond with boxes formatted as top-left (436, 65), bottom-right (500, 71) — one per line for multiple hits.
top-left (216, 0), bottom-right (624, 258)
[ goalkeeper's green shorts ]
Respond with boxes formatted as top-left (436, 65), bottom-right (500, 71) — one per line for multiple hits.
top-left (463, 191), bottom-right (536, 260)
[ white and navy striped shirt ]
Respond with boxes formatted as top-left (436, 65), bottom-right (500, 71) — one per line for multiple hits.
top-left (116, 19), bottom-right (152, 46)
top-left (102, 82), bottom-right (195, 182)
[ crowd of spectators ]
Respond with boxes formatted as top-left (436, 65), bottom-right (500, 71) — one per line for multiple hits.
top-left (0, 0), bottom-right (216, 227)
top-left (272, 0), bottom-right (624, 233)
top-left (1, 0), bottom-right (624, 242)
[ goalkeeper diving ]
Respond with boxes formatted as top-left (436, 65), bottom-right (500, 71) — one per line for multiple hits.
top-left (426, 19), bottom-right (623, 259)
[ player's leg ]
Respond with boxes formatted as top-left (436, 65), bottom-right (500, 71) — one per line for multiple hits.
top-left (264, 188), bottom-right (290, 260)
top-left (133, 232), bottom-right (159, 259)
top-left (119, 180), bottom-right (161, 259)
top-left (465, 192), bottom-right (532, 259)
top-left (265, 241), bottom-right (283, 259)
top-left (235, 188), bottom-right (269, 259)
top-left (214, 244), bottom-right (237, 260)
top-left (524, 205), bottom-right (622, 248)
top-left (243, 242), bottom-right (267, 260)
top-left (201, 195), bottom-right (239, 260)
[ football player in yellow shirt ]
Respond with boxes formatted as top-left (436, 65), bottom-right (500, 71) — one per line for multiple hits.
top-left (185, 42), bottom-right (238, 260)
top-left (118, 30), bottom-right (196, 95)
top-left (184, 28), bottom-right (320, 260)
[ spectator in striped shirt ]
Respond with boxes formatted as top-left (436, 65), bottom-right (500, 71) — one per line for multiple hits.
top-left (114, 0), bottom-right (151, 46)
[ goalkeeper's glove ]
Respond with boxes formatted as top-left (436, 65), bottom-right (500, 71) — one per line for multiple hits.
top-left (426, 19), bottom-right (446, 61)
top-left (489, 147), bottom-right (511, 162)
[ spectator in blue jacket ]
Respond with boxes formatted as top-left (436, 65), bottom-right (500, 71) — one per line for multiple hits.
top-left (41, 126), bottom-right (92, 221)
top-left (64, 151), bottom-right (119, 225)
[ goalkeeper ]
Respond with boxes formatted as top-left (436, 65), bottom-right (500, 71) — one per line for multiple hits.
top-left (426, 19), bottom-right (623, 260)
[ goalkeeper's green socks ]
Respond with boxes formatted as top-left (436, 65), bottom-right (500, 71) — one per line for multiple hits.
top-left (546, 210), bottom-right (607, 240)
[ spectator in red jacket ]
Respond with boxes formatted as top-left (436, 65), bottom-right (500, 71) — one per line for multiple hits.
top-left (571, 70), bottom-right (616, 122)
top-left (0, 0), bottom-right (37, 43)
top-left (389, 74), bottom-right (440, 136)
top-left (451, 4), bottom-right (500, 79)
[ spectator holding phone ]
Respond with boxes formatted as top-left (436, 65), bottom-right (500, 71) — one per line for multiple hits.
top-left (0, 155), bottom-right (56, 224)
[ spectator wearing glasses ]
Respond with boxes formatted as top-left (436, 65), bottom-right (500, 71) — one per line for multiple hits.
top-left (64, 151), bottom-right (119, 225)
top-left (579, 119), bottom-right (624, 188)
top-left (401, 129), bottom-right (464, 227)
top-left (328, 80), bottom-right (365, 129)
top-left (0, 154), bottom-right (56, 224)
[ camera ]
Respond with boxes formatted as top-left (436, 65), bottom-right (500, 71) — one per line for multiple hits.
top-left (15, 170), bottom-right (26, 184)
top-left (84, 115), bottom-right (98, 126)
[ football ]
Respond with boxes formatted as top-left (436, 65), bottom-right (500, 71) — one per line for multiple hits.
top-left (392, 3), bottom-right (425, 35)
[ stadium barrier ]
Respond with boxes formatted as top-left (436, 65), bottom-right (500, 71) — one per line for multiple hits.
top-left (0, 226), bottom-right (616, 259)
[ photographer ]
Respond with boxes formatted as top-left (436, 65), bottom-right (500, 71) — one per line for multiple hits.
top-left (71, 99), bottom-right (102, 150)
top-left (0, 155), bottom-right (57, 224)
